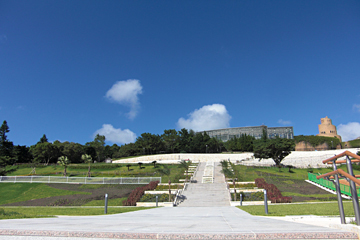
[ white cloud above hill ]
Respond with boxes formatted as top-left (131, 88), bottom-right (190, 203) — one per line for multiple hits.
top-left (105, 79), bottom-right (143, 119)
top-left (177, 104), bottom-right (231, 131)
top-left (338, 122), bottom-right (360, 142)
top-left (94, 124), bottom-right (137, 144)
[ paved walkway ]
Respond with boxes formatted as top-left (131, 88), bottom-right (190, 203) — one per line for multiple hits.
top-left (0, 162), bottom-right (358, 239)
top-left (0, 207), bottom-right (357, 239)
top-left (179, 162), bottom-right (230, 207)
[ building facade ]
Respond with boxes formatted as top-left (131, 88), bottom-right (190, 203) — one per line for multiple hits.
top-left (317, 116), bottom-right (342, 142)
top-left (201, 125), bottom-right (293, 142)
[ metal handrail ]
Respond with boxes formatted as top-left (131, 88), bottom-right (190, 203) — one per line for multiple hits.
top-left (322, 151), bottom-right (360, 164)
top-left (317, 169), bottom-right (360, 186)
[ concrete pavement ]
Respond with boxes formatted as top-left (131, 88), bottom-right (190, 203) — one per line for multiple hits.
top-left (0, 206), bottom-right (357, 239)
top-left (0, 162), bottom-right (358, 239)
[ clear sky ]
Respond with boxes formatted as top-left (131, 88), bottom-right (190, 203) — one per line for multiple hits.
top-left (1, 0), bottom-right (360, 146)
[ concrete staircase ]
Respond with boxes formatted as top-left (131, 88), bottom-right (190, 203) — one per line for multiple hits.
top-left (178, 162), bottom-right (230, 207)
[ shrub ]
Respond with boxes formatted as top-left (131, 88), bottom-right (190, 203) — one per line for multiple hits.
top-left (68, 164), bottom-right (124, 170)
top-left (255, 178), bottom-right (292, 203)
top-left (122, 181), bottom-right (159, 206)
top-left (140, 194), bottom-right (173, 202)
top-left (232, 191), bottom-right (264, 201)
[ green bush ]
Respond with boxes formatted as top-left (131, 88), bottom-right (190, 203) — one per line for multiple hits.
top-left (139, 194), bottom-right (173, 202)
top-left (294, 135), bottom-right (340, 148)
top-left (345, 139), bottom-right (360, 148)
top-left (232, 191), bottom-right (264, 201)
top-left (228, 183), bottom-right (256, 188)
top-left (16, 163), bottom-right (48, 168)
top-left (68, 164), bottom-right (124, 170)
top-left (156, 185), bottom-right (182, 190)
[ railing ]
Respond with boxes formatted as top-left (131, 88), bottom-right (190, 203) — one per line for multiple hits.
top-left (308, 173), bottom-right (360, 197)
top-left (0, 176), bottom-right (161, 185)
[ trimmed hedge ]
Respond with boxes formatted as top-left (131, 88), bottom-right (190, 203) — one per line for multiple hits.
top-left (255, 178), bottom-right (292, 203)
top-left (122, 181), bottom-right (159, 206)
top-left (140, 194), bottom-right (174, 202)
top-left (232, 191), bottom-right (264, 201)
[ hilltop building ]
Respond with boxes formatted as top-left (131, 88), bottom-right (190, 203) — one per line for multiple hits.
top-left (200, 125), bottom-right (293, 142)
top-left (317, 116), bottom-right (342, 142)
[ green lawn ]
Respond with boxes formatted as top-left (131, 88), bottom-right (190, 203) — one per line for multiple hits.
top-left (238, 201), bottom-right (356, 216)
top-left (0, 206), bottom-right (155, 219)
top-left (0, 183), bottom-right (90, 205)
top-left (83, 197), bottom-right (127, 206)
top-left (9, 163), bottom-right (185, 183)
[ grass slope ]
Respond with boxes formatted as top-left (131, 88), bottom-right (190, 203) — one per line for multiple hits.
top-left (238, 201), bottom-right (356, 216)
top-left (0, 183), bottom-right (90, 205)
top-left (9, 163), bottom-right (184, 183)
top-left (0, 206), bottom-right (155, 219)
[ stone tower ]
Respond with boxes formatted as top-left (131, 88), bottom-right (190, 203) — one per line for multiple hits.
top-left (317, 116), bottom-right (342, 142)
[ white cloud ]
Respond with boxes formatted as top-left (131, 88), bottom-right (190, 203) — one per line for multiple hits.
top-left (177, 104), bottom-right (231, 131)
top-left (278, 119), bottom-right (292, 125)
top-left (94, 124), bottom-right (137, 144)
top-left (353, 104), bottom-right (360, 112)
top-left (105, 79), bottom-right (143, 119)
top-left (338, 122), bottom-right (360, 141)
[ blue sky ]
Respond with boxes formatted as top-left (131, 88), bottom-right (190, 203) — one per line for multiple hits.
top-left (1, 0), bottom-right (360, 146)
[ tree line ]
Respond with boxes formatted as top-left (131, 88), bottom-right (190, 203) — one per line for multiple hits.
top-left (1, 120), bottom-right (299, 175)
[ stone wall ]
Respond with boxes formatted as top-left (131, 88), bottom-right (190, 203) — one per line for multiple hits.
top-left (112, 148), bottom-right (360, 168)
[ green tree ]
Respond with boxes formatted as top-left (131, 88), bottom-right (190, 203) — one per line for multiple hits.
top-left (86, 134), bottom-right (106, 162)
top-left (81, 154), bottom-right (92, 177)
top-left (14, 145), bottom-right (33, 163)
top-left (0, 121), bottom-right (16, 175)
top-left (261, 127), bottom-right (268, 141)
top-left (57, 156), bottom-right (70, 176)
top-left (253, 138), bottom-right (295, 171)
top-left (161, 129), bottom-right (179, 153)
top-left (137, 133), bottom-right (163, 155)
top-left (30, 142), bottom-right (59, 165)
top-left (37, 134), bottom-right (48, 144)
top-left (178, 128), bottom-right (194, 153)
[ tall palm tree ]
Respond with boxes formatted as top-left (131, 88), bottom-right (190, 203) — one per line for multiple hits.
top-left (81, 154), bottom-right (92, 177)
top-left (57, 156), bottom-right (70, 177)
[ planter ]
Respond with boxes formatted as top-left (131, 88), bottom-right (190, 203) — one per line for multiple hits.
top-left (230, 201), bottom-right (271, 206)
top-left (145, 190), bottom-right (178, 194)
top-left (229, 189), bottom-right (263, 193)
top-left (136, 202), bottom-right (173, 207)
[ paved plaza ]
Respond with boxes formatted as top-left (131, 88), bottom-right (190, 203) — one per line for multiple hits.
top-left (0, 162), bottom-right (358, 239)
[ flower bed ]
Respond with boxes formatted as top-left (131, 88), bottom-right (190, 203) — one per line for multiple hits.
top-left (123, 181), bottom-right (159, 206)
top-left (255, 178), bottom-right (292, 203)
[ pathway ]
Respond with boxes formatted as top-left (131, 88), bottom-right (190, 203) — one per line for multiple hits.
top-left (0, 162), bottom-right (357, 239)
top-left (0, 207), bottom-right (356, 239)
top-left (179, 162), bottom-right (230, 207)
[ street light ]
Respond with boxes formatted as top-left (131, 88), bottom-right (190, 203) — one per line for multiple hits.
top-left (206, 145), bottom-right (208, 153)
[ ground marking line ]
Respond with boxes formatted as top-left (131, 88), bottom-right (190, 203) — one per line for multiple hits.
top-left (221, 212), bottom-right (234, 232)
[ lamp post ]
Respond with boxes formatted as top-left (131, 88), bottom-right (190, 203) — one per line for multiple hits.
top-left (206, 145), bottom-right (208, 153)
